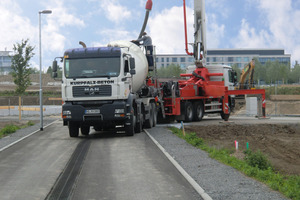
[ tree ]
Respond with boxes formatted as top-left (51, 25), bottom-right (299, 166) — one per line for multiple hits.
top-left (10, 39), bottom-right (35, 95)
top-left (155, 64), bottom-right (184, 78)
top-left (252, 58), bottom-right (266, 85)
top-left (289, 63), bottom-right (300, 83)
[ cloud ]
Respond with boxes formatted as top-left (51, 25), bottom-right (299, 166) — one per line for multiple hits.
top-left (206, 14), bottom-right (225, 48)
top-left (0, 1), bottom-right (37, 51)
top-left (148, 5), bottom-right (225, 54)
top-left (232, 0), bottom-right (300, 64)
top-left (95, 29), bottom-right (137, 45)
top-left (100, 0), bottom-right (132, 23)
top-left (232, 19), bottom-right (269, 48)
top-left (41, 0), bottom-right (85, 53)
top-left (148, 6), bottom-right (193, 54)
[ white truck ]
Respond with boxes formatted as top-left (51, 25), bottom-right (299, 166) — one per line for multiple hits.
top-left (186, 65), bottom-right (237, 91)
top-left (52, 41), bottom-right (159, 137)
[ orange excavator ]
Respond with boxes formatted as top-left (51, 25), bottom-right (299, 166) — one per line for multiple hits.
top-left (238, 59), bottom-right (255, 89)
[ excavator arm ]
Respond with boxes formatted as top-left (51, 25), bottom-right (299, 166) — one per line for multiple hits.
top-left (238, 59), bottom-right (255, 89)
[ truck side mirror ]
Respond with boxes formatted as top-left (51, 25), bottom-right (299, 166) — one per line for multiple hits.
top-left (129, 57), bottom-right (135, 69)
top-left (130, 69), bottom-right (136, 75)
top-left (53, 60), bottom-right (58, 72)
top-left (52, 60), bottom-right (58, 78)
top-left (52, 72), bottom-right (58, 78)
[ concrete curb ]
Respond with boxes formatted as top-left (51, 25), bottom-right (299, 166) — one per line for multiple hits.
top-left (0, 120), bottom-right (59, 152)
top-left (144, 129), bottom-right (213, 200)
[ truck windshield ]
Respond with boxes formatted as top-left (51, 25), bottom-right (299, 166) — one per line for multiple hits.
top-left (64, 57), bottom-right (120, 78)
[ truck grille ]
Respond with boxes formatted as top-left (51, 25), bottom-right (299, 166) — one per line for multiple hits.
top-left (73, 85), bottom-right (112, 97)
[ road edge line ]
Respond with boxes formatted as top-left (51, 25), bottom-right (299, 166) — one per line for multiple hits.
top-left (144, 129), bottom-right (213, 200)
top-left (0, 120), bottom-right (59, 152)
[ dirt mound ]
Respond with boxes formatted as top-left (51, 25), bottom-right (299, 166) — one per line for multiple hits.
top-left (186, 124), bottom-right (300, 175)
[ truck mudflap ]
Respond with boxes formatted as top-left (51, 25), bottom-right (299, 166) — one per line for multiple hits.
top-left (62, 100), bottom-right (128, 124)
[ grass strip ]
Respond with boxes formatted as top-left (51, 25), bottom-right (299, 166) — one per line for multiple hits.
top-left (0, 121), bottom-right (35, 138)
top-left (169, 127), bottom-right (300, 200)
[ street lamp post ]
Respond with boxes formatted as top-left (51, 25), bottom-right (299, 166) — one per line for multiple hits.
top-left (39, 10), bottom-right (52, 131)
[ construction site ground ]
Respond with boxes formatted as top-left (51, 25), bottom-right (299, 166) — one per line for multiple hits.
top-left (181, 116), bottom-right (300, 176)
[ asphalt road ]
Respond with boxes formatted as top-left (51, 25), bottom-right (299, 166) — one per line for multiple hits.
top-left (0, 121), bottom-right (201, 200)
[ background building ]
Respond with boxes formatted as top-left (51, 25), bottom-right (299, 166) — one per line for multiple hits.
top-left (207, 49), bottom-right (291, 68)
top-left (155, 54), bottom-right (195, 69)
top-left (0, 50), bottom-right (12, 75)
top-left (156, 49), bottom-right (291, 69)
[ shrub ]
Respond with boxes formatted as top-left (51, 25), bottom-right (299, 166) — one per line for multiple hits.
top-left (0, 125), bottom-right (20, 136)
top-left (244, 150), bottom-right (272, 170)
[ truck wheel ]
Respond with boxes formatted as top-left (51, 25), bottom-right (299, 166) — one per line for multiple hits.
top-left (144, 103), bottom-right (154, 128)
top-left (126, 107), bottom-right (135, 136)
top-left (94, 126), bottom-right (102, 132)
top-left (68, 122), bottom-right (79, 137)
top-left (221, 106), bottom-right (231, 121)
top-left (193, 101), bottom-right (204, 121)
top-left (152, 103), bottom-right (157, 127)
top-left (184, 101), bottom-right (193, 122)
top-left (81, 125), bottom-right (90, 136)
top-left (221, 113), bottom-right (230, 121)
top-left (135, 111), bottom-right (143, 133)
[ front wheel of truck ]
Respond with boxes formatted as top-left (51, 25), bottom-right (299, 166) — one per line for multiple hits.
top-left (81, 125), bottom-right (90, 136)
top-left (126, 107), bottom-right (135, 136)
top-left (69, 122), bottom-right (79, 137)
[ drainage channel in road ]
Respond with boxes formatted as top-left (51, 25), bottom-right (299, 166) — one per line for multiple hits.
top-left (46, 139), bottom-right (91, 200)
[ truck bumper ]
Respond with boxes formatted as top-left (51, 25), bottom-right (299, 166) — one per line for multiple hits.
top-left (62, 100), bottom-right (128, 126)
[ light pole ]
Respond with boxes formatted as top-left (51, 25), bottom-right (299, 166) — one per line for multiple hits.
top-left (39, 10), bottom-right (52, 131)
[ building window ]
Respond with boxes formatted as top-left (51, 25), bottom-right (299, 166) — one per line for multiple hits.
top-left (188, 57), bottom-right (194, 63)
top-left (228, 57), bottom-right (234, 62)
top-left (180, 57), bottom-right (185, 62)
top-left (243, 57), bottom-right (249, 62)
top-left (166, 57), bottom-right (169, 62)
top-left (155, 58), bottom-right (159, 62)
top-left (236, 57), bottom-right (241, 62)
top-left (161, 57), bottom-right (164, 62)
top-left (172, 57), bottom-right (177, 62)
top-left (162, 64), bottom-right (164, 67)
top-left (206, 57), bottom-right (210, 62)
top-left (217, 57), bottom-right (223, 62)
top-left (212, 57), bottom-right (217, 62)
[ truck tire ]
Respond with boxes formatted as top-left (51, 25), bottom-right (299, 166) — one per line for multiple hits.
top-left (68, 122), bottom-right (79, 137)
top-left (135, 111), bottom-right (143, 133)
top-left (144, 104), bottom-right (154, 128)
top-left (193, 101), bottom-right (204, 121)
top-left (221, 113), bottom-right (230, 121)
top-left (152, 103), bottom-right (157, 127)
top-left (81, 125), bottom-right (90, 136)
top-left (184, 101), bottom-right (193, 122)
top-left (126, 107), bottom-right (135, 136)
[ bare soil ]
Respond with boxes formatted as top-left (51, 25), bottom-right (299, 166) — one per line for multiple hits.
top-left (185, 124), bottom-right (300, 175)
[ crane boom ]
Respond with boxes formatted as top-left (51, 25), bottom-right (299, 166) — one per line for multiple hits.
top-left (183, 0), bottom-right (207, 63)
top-left (194, 0), bottom-right (207, 62)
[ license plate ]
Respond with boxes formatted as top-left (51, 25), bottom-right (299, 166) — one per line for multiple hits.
top-left (85, 109), bottom-right (100, 114)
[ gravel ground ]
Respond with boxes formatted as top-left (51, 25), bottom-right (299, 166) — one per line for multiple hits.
top-left (0, 116), bottom-right (58, 151)
top-left (146, 126), bottom-right (287, 200)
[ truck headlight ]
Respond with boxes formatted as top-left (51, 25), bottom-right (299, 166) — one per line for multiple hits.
top-left (63, 110), bottom-right (71, 115)
top-left (115, 109), bottom-right (124, 113)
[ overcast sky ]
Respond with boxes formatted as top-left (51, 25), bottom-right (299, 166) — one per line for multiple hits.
top-left (1, 0), bottom-right (300, 71)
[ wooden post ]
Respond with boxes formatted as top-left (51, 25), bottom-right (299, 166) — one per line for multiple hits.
top-left (19, 96), bottom-right (21, 121)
